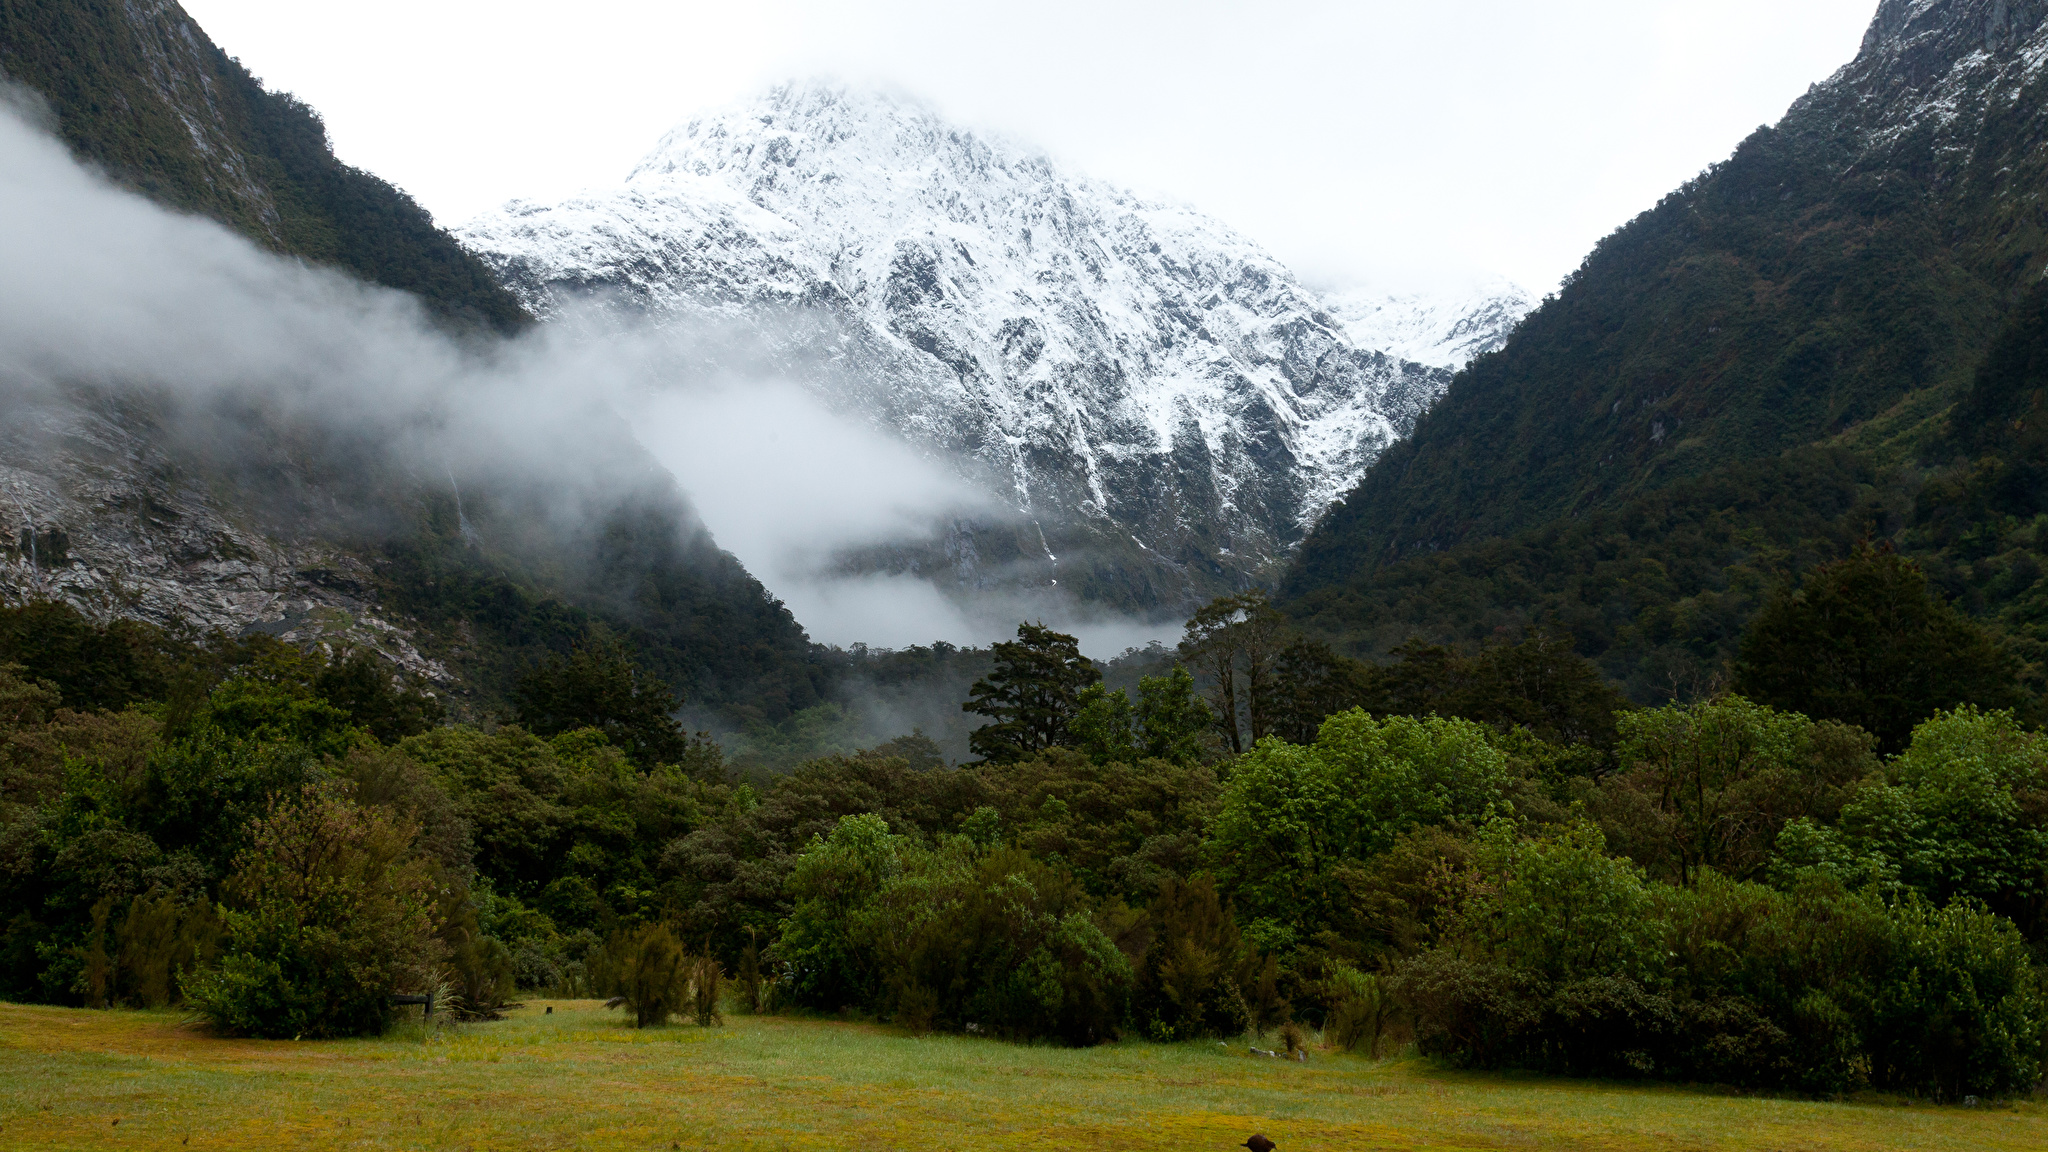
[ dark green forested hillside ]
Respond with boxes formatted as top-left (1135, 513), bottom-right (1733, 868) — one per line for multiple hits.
top-left (0, 0), bottom-right (528, 331)
top-left (1286, 0), bottom-right (2048, 697)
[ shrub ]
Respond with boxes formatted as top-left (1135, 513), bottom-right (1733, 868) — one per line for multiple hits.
top-left (1133, 874), bottom-right (1248, 1041)
top-left (110, 889), bottom-right (222, 1008)
top-left (1866, 898), bottom-right (2047, 1100)
top-left (447, 933), bottom-right (516, 1020)
top-left (1278, 1020), bottom-right (1306, 1055)
top-left (1390, 951), bottom-right (1540, 1068)
top-left (1324, 965), bottom-right (1398, 1056)
top-left (690, 950), bottom-right (723, 1027)
top-left (183, 788), bottom-right (443, 1038)
top-left (605, 923), bottom-right (691, 1028)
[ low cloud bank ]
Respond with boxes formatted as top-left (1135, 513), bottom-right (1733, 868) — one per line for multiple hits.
top-left (0, 99), bottom-right (1164, 657)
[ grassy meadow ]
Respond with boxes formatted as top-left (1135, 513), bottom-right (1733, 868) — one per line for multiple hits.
top-left (1, 1001), bottom-right (2041, 1151)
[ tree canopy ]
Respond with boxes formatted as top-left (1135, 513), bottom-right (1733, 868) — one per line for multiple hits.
top-left (962, 623), bottom-right (1098, 764)
top-left (1733, 544), bottom-right (2025, 751)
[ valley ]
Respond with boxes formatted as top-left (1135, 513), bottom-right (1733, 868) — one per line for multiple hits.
top-left (3, 0), bottom-right (2048, 1130)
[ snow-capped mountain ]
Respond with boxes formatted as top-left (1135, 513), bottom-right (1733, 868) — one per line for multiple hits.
top-left (1321, 278), bottom-right (1535, 370)
top-left (456, 82), bottom-right (1457, 611)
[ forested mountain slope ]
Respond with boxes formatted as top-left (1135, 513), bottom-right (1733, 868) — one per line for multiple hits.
top-left (1293, 0), bottom-right (2048, 586)
top-left (0, 0), bottom-right (527, 331)
top-left (1286, 0), bottom-right (2048, 697)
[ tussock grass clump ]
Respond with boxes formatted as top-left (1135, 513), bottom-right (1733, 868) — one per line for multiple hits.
top-left (606, 924), bottom-right (692, 1028)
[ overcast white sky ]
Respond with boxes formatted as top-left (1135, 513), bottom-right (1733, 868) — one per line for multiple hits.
top-left (180, 0), bottom-right (1876, 294)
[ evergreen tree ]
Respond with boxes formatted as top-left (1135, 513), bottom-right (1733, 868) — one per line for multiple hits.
top-left (1733, 544), bottom-right (2025, 752)
top-left (512, 634), bottom-right (692, 766)
top-left (1267, 638), bottom-right (1372, 744)
top-left (1071, 684), bottom-right (1138, 764)
top-left (963, 623), bottom-right (1098, 763)
top-left (1136, 667), bottom-right (1213, 763)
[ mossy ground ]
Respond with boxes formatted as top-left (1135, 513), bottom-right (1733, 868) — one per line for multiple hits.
top-left (1, 1000), bottom-right (2039, 1151)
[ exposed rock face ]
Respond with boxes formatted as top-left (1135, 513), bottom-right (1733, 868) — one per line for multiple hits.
top-left (0, 387), bottom-right (446, 678)
top-left (458, 82), bottom-right (1480, 609)
top-left (1798, 0), bottom-right (2048, 165)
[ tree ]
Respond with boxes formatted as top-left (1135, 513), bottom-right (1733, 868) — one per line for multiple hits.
top-left (1733, 544), bottom-right (2025, 752)
top-left (1782, 707), bottom-right (2048, 936)
top-left (1267, 638), bottom-right (1373, 745)
top-left (1594, 696), bottom-right (1875, 886)
top-left (1208, 710), bottom-right (1513, 933)
top-left (512, 633), bottom-right (692, 767)
top-left (1350, 632), bottom-right (1628, 749)
top-left (1136, 667), bottom-right (1214, 764)
top-left (1067, 668), bottom-right (1214, 766)
top-left (1454, 631), bottom-right (1629, 748)
top-left (0, 601), bottom-right (175, 713)
top-left (1179, 592), bottom-right (1287, 753)
top-left (311, 649), bottom-right (443, 744)
top-left (963, 623), bottom-right (1098, 764)
top-left (776, 813), bottom-right (905, 1012)
top-left (182, 788), bottom-right (444, 1038)
top-left (1070, 684), bottom-right (1138, 764)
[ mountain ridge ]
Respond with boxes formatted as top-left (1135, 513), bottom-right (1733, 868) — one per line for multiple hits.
top-left (457, 82), bottom-right (1528, 614)
top-left (1282, 0), bottom-right (2048, 700)
top-left (1288, 0), bottom-right (2048, 597)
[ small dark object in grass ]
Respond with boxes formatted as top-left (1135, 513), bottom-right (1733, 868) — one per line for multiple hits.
top-left (1243, 1135), bottom-right (1276, 1152)
top-left (1278, 1021), bottom-right (1305, 1055)
top-left (605, 996), bottom-right (627, 1009)
top-left (545, 1005), bottom-right (553, 1014)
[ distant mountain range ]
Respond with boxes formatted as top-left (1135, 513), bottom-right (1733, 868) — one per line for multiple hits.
top-left (457, 83), bottom-right (1532, 614)
top-left (20, 0), bottom-right (2029, 723)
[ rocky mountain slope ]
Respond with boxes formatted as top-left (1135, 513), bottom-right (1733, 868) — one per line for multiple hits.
top-left (0, 1), bottom-right (824, 721)
top-left (458, 83), bottom-right (1506, 612)
top-left (1284, 0), bottom-right (2048, 696)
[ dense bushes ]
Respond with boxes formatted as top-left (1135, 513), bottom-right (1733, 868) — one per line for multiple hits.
top-left (184, 788), bottom-right (444, 1038)
top-left (774, 815), bottom-right (1132, 1044)
top-left (1392, 829), bottom-right (2047, 1098)
top-left (5, 599), bottom-right (2045, 1098)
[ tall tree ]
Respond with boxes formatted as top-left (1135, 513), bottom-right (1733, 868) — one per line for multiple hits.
top-left (1733, 544), bottom-right (2025, 752)
top-left (1179, 591), bottom-right (1287, 753)
top-left (1136, 667), bottom-right (1214, 764)
top-left (1268, 638), bottom-right (1372, 745)
top-left (512, 633), bottom-right (692, 766)
top-left (963, 623), bottom-right (1099, 763)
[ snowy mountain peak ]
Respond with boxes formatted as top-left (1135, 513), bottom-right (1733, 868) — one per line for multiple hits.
top-left (1321, 277), bottom-right (1535, 371)
top-left (458, 83), bottom-right (1477, 611)
top-left (633, 81), bottom-right (1027, 185)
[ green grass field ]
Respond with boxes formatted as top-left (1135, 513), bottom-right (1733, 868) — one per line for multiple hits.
top-left (1, 1000), bottom-right (2040, 1151)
